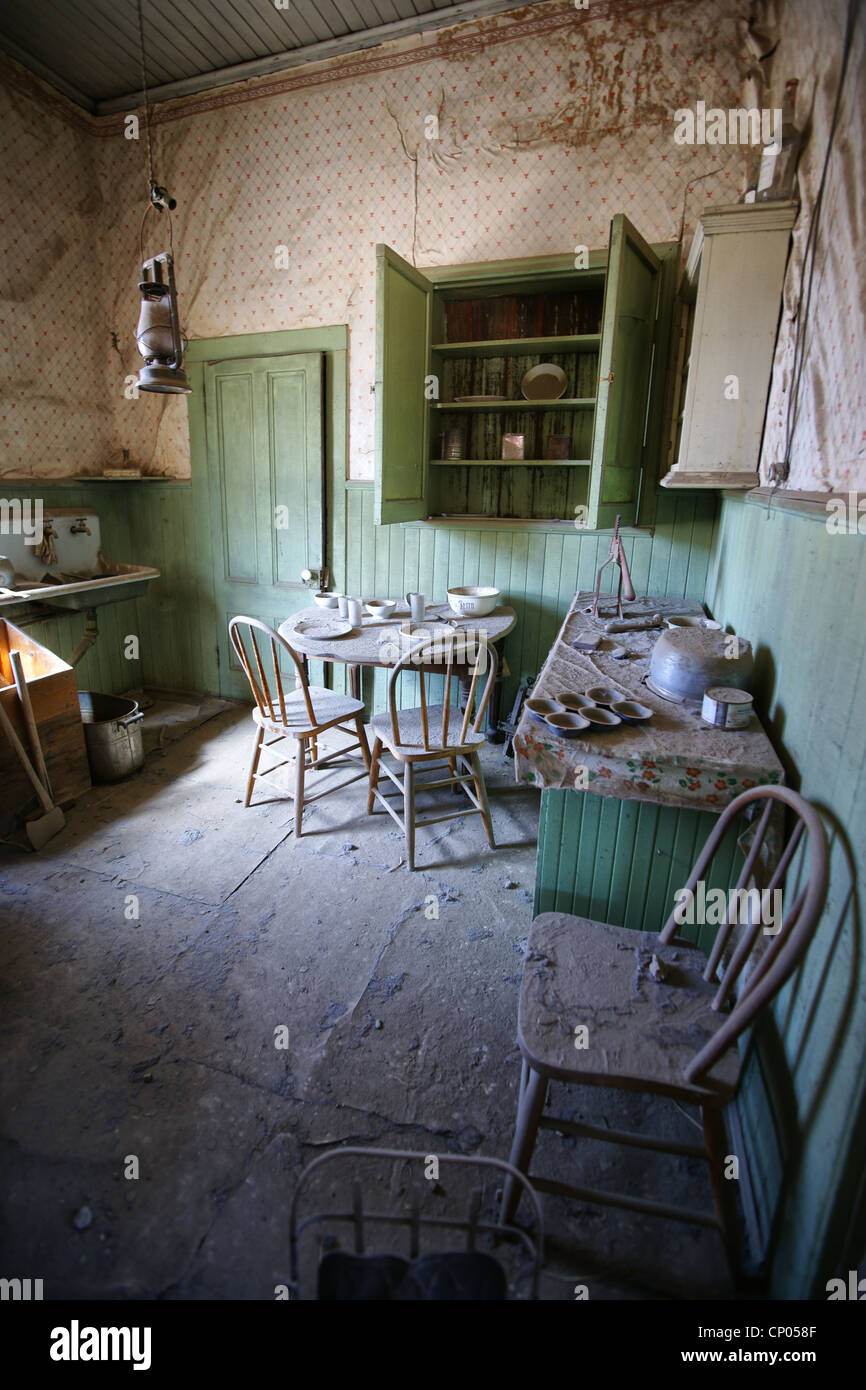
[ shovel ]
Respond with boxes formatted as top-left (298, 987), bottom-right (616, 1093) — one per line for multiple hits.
top-left (0, 699), bottom-right (66, 849)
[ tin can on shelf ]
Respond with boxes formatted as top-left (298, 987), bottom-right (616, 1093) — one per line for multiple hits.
top-left (701, 686), bottom-right (754, 729)
top-left (440, 428), bottom-right (465, 460)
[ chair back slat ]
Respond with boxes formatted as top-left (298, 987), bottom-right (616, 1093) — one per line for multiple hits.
top-left (710, 820), bottom-right (806, 1010)
top-left (701, 798), bottom-right (775, 980)
top-left (230, 625), bottom-right (267, 718)
top-left (385, 630), bottom-right (498, 752)
top-left (250, 630), bottom-right (274, 721)
top-left (270, 637), bottom-right (288, 724)
top-left (418, 666), bottom-right (430, 750)
top-left (228, 616), bottom-right (318, 728)
top-left (737, 881), bottom-right (808, 1003)
top-left (458, 663), bottom-right (481, 745)
top-left (675, 786), bottom-right (828, 1087)
top-left (441, 646), bottom-right (454, 745)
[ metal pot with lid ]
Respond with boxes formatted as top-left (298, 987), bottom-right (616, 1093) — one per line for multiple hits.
top-left (648, 627), bottom-right (753, 703)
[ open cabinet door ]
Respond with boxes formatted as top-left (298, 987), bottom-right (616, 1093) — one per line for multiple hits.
top-left (374, 244), bottom-right (432, 524)
top-left (587, 215), bottom-right (661, 529)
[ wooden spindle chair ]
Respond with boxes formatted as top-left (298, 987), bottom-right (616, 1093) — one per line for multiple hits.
top-left (500, 784), bottom-right (829, 1281)
top-left (366, 630), bottom-right (499, 870)
top-left (228, 616), bottom-right (370, 837)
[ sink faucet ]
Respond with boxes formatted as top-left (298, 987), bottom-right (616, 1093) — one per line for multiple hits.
top-left (71, 517), bottom-right (92, 535)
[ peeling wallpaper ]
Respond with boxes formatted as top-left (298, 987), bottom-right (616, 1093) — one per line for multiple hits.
top-left (1, 0), bottom-right (860, 487)
top-left (756, 0), bottom-right (865, 489)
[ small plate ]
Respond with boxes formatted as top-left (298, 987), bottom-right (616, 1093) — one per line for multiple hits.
top-left (521, 363), bottom-right (567, 401)
top-left (292, 618), bottom-right (354, 640)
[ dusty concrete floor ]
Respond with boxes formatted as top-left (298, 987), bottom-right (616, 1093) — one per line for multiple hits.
top-left (0, 695), bottom-right (733, 1300)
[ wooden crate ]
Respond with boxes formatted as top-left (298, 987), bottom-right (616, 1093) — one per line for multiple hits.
top-left (0, 619), bottom-right (91, 832)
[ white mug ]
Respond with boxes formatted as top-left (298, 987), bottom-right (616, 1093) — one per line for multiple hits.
top-left (346, 597), bottom-right (363, 627)
top-left (335, 594), bottom-right (349, 618)
top-left (405, 591), bottom-right (425, 624)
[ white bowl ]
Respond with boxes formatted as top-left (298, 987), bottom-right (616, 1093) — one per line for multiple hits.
top-left (366, 598), bottom-right (397, 618)
top-left (447, 585), bottom-right (501, 617)
top-left (313, 592), bottom-right (338, 608)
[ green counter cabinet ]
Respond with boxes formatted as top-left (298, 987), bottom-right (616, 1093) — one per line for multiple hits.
top-left (534, 787), bottom-right (743, 953)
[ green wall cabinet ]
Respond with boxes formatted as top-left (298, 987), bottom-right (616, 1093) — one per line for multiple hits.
top-left (374, 216), bottom-right (675, 529)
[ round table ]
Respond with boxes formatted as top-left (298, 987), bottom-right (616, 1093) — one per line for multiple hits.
top-left (278, 601), bottom-right (517, 733)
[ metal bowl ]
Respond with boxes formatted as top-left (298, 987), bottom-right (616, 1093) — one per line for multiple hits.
top-left (545, 711), bottom-right (591, 737)
top-left (526, 697), bottom-right (564, 722)
top-left (648, 627), bottom-right (753, 703)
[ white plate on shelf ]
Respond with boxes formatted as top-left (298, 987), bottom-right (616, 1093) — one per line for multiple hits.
top-left (291, 618), bottom-right (354, 640)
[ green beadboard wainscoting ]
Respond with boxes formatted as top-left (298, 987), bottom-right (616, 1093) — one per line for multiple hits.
top-left (343, 484), bottom-right (718, 713)
top-left (1, 482), bottom-right (143, 696)
top-left (706, 492), bottom-right (866, 1299)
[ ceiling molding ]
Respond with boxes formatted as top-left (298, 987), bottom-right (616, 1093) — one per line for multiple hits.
top-left (0, 30), bottom-right (95, 112)
top-left (0, 0), bottom-right (552, 116)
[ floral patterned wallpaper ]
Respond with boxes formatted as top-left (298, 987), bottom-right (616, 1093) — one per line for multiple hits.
top-left (3, 0), bottom-right (859, 487)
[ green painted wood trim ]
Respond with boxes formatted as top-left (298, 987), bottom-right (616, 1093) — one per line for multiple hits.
top-left (432, 334), bottom-right (601, 358)
top-left (739, 487), bottom-right (866, 525)
top-left (375, 244), bottom-right (432, 524)
top-left (186, 326), bottom-right (348, 360)
top-left (423, 251), bottom-right (608, 284)
top-left (707, 491), bottom-right (866, 1298)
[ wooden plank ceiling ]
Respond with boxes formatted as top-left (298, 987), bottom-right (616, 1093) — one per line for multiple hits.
top-left (0, 0), bottom-right (541, 113)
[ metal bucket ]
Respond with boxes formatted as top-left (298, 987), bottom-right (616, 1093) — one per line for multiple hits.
top-left (78, 692), bottom-right (145, 782)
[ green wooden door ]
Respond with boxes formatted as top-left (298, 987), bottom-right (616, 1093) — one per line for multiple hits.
top-left (204, 352), bottom-right (324, 699)
top-left (375, 244), bottom-right (432, 524)
top-left (587, 215), bottom-right (661, 529)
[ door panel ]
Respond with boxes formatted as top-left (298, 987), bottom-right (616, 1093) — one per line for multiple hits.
top-left (588, 215), bottom-right (661, 530)
top-left (375, 244), bottom-right (432, 524)
top-left (205, 352), bottom-right (324, 699)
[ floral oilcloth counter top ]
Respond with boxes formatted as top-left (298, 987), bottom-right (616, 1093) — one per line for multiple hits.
top-left (514, 592), bottom-right (784, 812)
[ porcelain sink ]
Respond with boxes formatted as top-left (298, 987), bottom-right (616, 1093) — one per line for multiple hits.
top-left (0, 564), bottom-right (160, 611)
top-left (0, 507), bottom-right (159, 612)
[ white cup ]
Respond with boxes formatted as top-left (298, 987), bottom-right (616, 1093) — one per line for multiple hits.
top-left (405, 591), bottom-right (426, 624)
top-left (335, 594), bottom-right (349, 618)
top-left (346, 597), bottom-right (363, 627)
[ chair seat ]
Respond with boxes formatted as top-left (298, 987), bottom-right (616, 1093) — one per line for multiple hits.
top-left (518, 912), bottom-right (741, 1105)
top-left (253, 685), bottom-right (365, 735)
top-left (370, 705), bottom-right (486, 756)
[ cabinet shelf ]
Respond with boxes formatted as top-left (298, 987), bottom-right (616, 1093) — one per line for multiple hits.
top-left (432, 334), bottom-right (601, 359)
top-left (430, 457), bottom-right (592, 467)
top-left (434, 398), bottom-right (596, 412)
top-left (375, 222), bottom-right (668, 528)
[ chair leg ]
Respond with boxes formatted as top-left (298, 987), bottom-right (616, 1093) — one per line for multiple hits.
top-left (501, 1062), bottom-right (548, 1224)
top-left (294, 736), bottom-right (306, 837)
top-left (367, 738), bottom-right (382, 813)
top-left (449, 755), bottom-right (460, 795)
top-left (702, 1105), bottom-right (741, 1282)
top-left (244, 726), bottom-right (264, 807)
top-left (356, 716), bottom-right (371, 771)
top-left (404, 761), bottom-right (416, 871)
top-left (470, 753), bottom-right (495, 847)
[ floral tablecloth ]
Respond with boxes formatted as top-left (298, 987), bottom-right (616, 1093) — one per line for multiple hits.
top-left (514, 593), bottom-right (784, 813)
